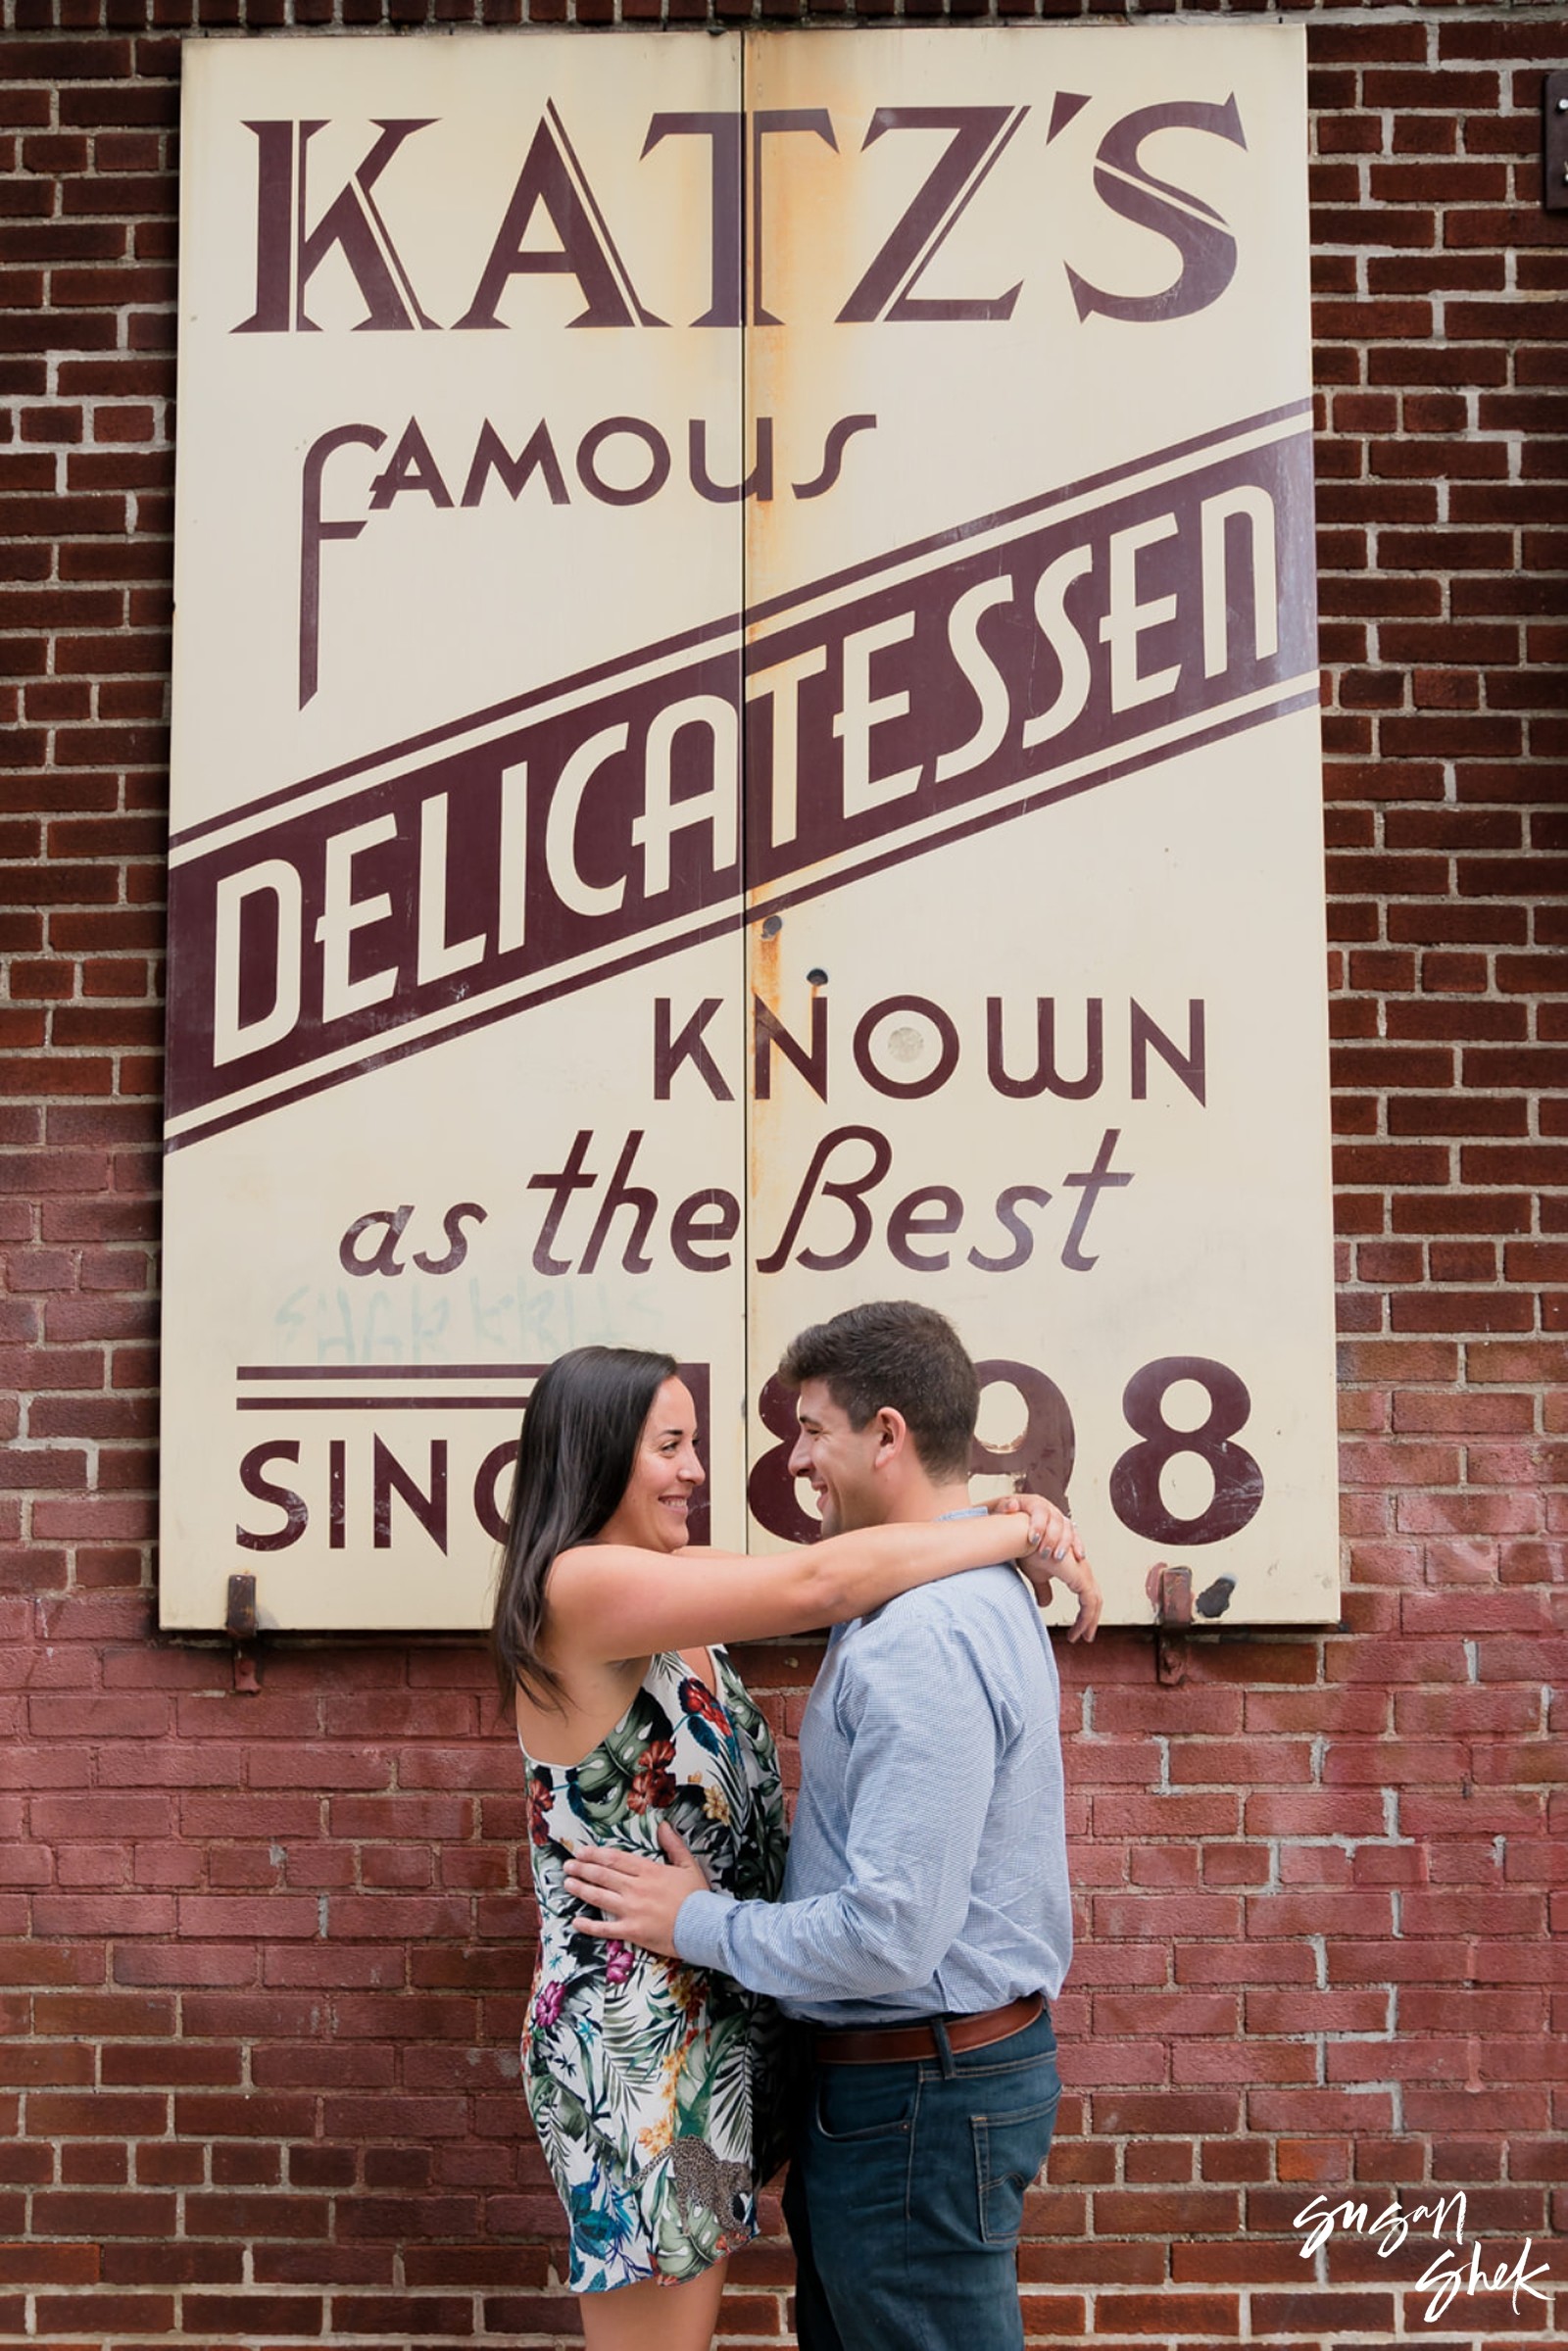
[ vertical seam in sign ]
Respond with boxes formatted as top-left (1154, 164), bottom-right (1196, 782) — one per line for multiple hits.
top-left (740, 24), bottom-right (754, 1542)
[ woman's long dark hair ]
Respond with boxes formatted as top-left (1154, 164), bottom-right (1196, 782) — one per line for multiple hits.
top-left (490, 1345), bottom-right (677, 1709)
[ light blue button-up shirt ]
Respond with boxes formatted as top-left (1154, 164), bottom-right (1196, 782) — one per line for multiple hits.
top-left (675, 1551), bottom-right (1073, 2024)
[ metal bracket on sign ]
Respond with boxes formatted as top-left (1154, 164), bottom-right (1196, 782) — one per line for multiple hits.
top-left (225, 1570), bottom-right (262, 1694)
top-left (1545, 73), bottom-right (1568, 214)
top-left (1146, 1562), bottom-right (1191, 1686)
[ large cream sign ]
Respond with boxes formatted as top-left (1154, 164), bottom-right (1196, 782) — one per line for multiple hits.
top-left (163, 26), bottom-right (1337, 1630)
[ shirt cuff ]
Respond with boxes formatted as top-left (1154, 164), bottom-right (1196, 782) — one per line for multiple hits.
top-left (674, 1886), bottom-right (737, 1972)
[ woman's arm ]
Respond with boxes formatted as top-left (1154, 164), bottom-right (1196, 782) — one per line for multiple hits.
top-left (543, 1504), bottom-right (1069, 1664)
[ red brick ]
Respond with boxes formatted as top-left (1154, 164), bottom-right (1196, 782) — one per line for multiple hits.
top-left (179, 2292), bottom-right (323, 2334)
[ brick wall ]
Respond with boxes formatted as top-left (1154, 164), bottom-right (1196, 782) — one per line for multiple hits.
top-left (1, 2), bottom-right (1564, 2345)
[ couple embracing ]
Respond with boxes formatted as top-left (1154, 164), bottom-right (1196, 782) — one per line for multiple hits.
top-left (491, 1299), bottom-right (1101, 2351)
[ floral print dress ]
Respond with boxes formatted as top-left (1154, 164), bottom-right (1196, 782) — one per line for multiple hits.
top-left (519, 1646), bottom-right (788, 2294)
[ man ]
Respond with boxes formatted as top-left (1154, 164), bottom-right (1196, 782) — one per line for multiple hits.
top-left (564, 1300), bottom-right (1100, 2350)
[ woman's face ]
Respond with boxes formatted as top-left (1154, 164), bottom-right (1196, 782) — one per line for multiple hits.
top-left (595, 1377), bottom-right (705, 1553)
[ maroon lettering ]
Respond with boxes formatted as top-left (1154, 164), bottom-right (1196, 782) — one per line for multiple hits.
top-left (1130, 998), bottom-right (1205, 1104)
top-left (231, 1380), bottom-right (712, 1564)
top-left (746, 1373), bottom-right (820, 1544)
top-left (670, 1189), bottom-right (741, 1272)
top-left (339, 1204), bottom-right (414, 1278)
top-left (576, 417), bottom-right (671, 507)
top-left (234, 118), bottom-right (437, 335)
top-left (1060, 1127), bottom-right (1134, 1271)
top-left (642, 113), bottom-right (742, 328)
top-left (475, 1440), bottom-right (519, 1545)
top-left (971, 1359), bottom-right (1076, 1514)
top-left (887, 1185), bottom-right (962, 1270)
top-left (1110, 1356), bottom-right (1262, 1543)
top-left (229, 96), bottom-right (1264, 346)
top-left (755, 1124), bottom-right (893, 1274)
top-left (754, 994), bottom-right (827, 1102)
top-left (987, 998), bottom-right (1103, 1102)
top-left (837, 107), bottom-right (1028, 325)
top-left (655, 998), bottom-right (734, 1102)
top-left (171, 423), bottom-right (1309, 1143)
top-left (690, 416), bottom-right (773, 505)
top-left (371, 1437), bottom-right (448, 1550)
top-left (234, 119), bottom-right (295, 336)
top-left (299, 422), bottom-right (385, 709)
top-left (967, 1183), bottom-right (1053, 1274)
top-left (1068, 96), bottom-right (1246, 326)
top-left (853, 996), bottom-right (960, 1101)
top-left (1046, 92), bottom-right (1092, 147)
top-left (526, 1129), bottom-right (599, 1276)
top-left (460, 419), bottom-right (569, 509)
top-left (456, 108), bottom-right (658, 331)
top-left (336, 1201), bottom-right (485, 1278)
top-left (578, 1130), bottom-right (658, 1276)
top-left (792, 414), bottom-right (878, 501)
top-left (368, 418), bottom-right (454, 510)
top-left (411, 1202), bottom-right (487, 1277)
top-left (237, 1442), bottom-right (309, 1551)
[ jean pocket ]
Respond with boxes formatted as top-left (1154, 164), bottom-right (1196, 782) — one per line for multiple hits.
top-left (971, 2093), bottom-right (1058, 2245)
top-left (813, 2065), bottom-right (918, 2145)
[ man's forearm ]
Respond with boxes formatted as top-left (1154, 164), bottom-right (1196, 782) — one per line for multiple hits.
top-left (675, 1871), bottom-right (962, 2005)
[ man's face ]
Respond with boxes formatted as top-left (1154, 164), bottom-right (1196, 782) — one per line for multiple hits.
top-left (787, 1378), bottom-right (887, 1538)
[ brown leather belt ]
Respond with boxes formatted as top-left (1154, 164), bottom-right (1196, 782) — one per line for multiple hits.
top-left (813, 1990), bottom-right (1044, 2066)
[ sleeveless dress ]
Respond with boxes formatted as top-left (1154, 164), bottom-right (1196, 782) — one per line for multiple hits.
top-left (518, 1646), bottom-right (788, 2294)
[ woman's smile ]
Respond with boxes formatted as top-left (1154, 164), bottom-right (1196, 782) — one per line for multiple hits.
top-left (596, 1377), bottom-right (705, 1554)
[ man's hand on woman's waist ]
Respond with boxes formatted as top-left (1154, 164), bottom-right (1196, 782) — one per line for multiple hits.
top-left (564, 1822), bottom-right (714, 1959)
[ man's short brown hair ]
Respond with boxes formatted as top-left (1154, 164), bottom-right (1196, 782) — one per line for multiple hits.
top-left (777, 1300), bottom-right (979, 1483)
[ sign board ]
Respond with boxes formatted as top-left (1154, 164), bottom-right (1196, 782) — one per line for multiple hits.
top-left (163, 26), bottom-right (1338, 1631)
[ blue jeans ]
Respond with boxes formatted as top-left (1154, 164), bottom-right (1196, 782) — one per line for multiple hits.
top-left (782, 2005), bottom-right (1059, 2351)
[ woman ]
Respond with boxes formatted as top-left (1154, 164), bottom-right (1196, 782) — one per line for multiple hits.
top-left (493, 1345), bottom-right (1070, 2351)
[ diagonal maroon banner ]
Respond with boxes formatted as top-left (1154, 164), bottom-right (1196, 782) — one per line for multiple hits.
top-left (165, 407), bottom-right (1316, 1148)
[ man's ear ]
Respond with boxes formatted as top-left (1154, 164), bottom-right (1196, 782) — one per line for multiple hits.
top-left (871, 1407), bottom-right (908, 1466)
